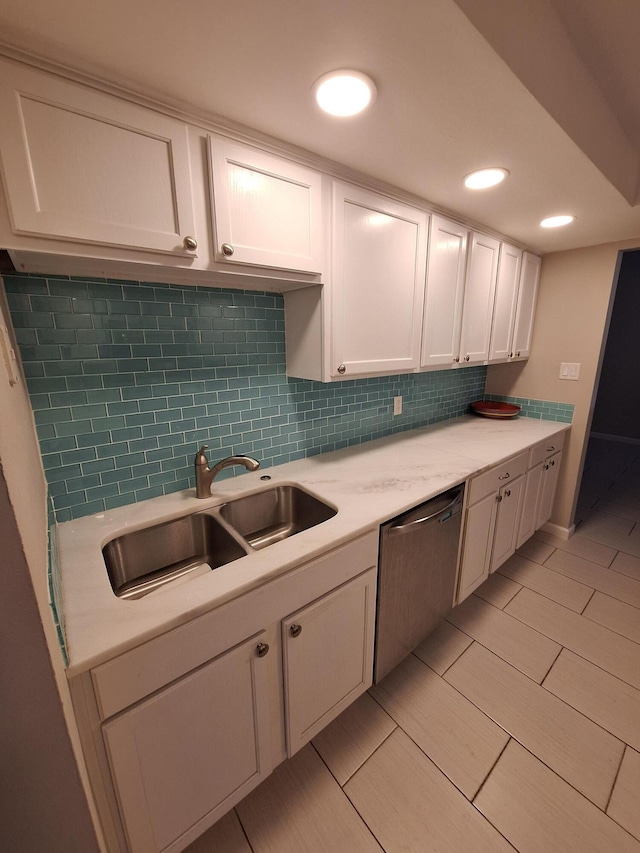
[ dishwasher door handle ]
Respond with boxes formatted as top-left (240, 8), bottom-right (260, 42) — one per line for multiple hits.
top-left (388, 490), bottom-right (463, 534)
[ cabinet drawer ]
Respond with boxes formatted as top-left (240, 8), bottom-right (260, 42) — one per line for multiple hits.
top-left (530, 432), bottom-right (566, 467)
top-left (468, 450), bottom-right (528, 505)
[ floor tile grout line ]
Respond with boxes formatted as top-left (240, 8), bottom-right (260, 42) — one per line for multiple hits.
top-left (541, 647), bottom-right (640, 744)
top-left (536, 550), bottom-right (640, 612)
top-left (471, 735), bottom-right (511, 805)
top-left (440, 641), bottom-right (625, 811)
top-left (306, 739), bottom-right (388, 852)
top-left (579, 587), bottom-right (597, 615)
top-left (474, 738), bottom-right (626, 823)
top-left (233, 807), bottom-right (257, 853)
top-left (410, 636), bottom-right (473, 678)
top-left (501, 591), bottom-right (640, 690)
top-left (497, 561), bottom-right (596, 614)
top-left (502, 584), bottom-right (640, 676)
top-left (375, 646), bottom-right (625, 814)
top-left (312, 713), bottom-right (399, 791)
top-left (604, 744), bottom-right (627, 815)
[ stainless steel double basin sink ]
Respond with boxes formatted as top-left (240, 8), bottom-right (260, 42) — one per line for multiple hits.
top-left (102, 485), bottom-right (337, 600)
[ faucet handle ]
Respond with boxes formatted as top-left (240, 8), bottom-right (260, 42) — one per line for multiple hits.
top-left (195, 445), bottom-right (209, 466)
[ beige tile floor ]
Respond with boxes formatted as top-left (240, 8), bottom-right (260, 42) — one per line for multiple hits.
top-left (187, 437), bottom-right (640, 852)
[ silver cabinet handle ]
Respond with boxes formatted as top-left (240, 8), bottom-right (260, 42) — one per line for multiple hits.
top-left (289, 624), bottom-right (302, 638)
top-left (498, 472), bottom-right (510, 480)
top-left (183, 235), bottom-right (197, 251)
top-left (505, 489), bottom-right (511, 497)
top-left (547, 446), bottom-right (555, 452)
top-left (550, 460), bottom-right (555, 466)
top-left (256, 642), bottom-right (269, 657)
top-left (221, 242), bottom-right (234, 256)
top-left (337, 364), bottom-right (346, 375)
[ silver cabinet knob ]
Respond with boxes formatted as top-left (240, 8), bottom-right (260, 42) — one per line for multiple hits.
top-left (221, 242), bottom-right (235, 257)
top-left (464, 355), bottom-right (471, 362)
top-left (505, 489), bottom-right (511, 497)
top-left (289, 624), bottom-right (302, 638)
top-left (337, 364), bottom-right (346, 375)
top-left (454, 357), bottom-right (460, 363)
top-left (496, 494), bottom-right (503, 503)
top-left (256, 642), bottom-right (269, 657)
top-left (183, 235), bottom-right (197, 251)
top-left (517, 351), bottom-right (521, 357)
top-left (547, 446), bottom-right (555, 452)
top-left (509, 352), bottom-right (513, 358)
top-left (498, 472), bottom-right (510, 480)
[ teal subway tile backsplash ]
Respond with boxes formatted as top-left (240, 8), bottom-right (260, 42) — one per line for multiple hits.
top-left (7, 273), bottom-right (487, 521)
top-left (486, 394), bottom-right (574, 423)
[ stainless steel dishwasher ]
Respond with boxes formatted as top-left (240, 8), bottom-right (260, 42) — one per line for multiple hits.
top-left (374, 485), bottom-right (464, 683)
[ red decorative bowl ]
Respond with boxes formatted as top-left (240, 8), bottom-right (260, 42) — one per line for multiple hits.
top-left (470, 400), bottom-right (521, 419)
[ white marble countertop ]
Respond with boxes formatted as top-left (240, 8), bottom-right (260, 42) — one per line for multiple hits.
top-left (58, 414), bottom-right (569, 677)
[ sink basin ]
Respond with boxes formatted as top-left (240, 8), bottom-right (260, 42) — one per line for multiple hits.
top-left (103, 512), bottom-right (248, 600)
top-left (219, 485), bottom-right (336, 550)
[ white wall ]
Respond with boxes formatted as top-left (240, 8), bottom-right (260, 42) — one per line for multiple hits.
top-left (0, 280), bottom-right (99, 852)
top-left (486, 238), bottom-right (640, 531)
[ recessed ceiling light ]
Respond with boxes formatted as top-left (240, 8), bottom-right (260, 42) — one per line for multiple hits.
top-left (313, 70), bottom-right (376, 117)
top-left (540, 215), bottom-right (575, 228)
top-left (464, 168), bottom-right (509, 190)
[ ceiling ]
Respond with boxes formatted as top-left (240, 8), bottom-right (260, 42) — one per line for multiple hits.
top-left (0, 0), bottom-right (639, 255)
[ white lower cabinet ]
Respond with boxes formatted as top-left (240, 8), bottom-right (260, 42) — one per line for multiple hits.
top-left (517, 438), bottom-right (565, 546)
top-left (457, 434), bottom-right (566, 603)
top-left (102, 633), bottom-right (273, 853)
top-left (457, 450), bottom-right (528, 602)
top-left (457, 490), bottom-right (499, 601)
top-left (490, 474), bottom-right (526, 571)
top-left (73, 532), bottom-right (377, 853)
top-left (283, 571), bottom-right (376, 756)
top-left (536, 451), bottom-right (563, 528)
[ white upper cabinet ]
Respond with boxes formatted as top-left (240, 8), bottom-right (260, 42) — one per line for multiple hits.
top-left (331, 182), bottom-right (427, 378)
top-left (458, 232), bottom-right (501, 364)
top-left (512, 251), bottom-right (541, 359)
top-left (209, 136), bottom-right (322, 273)
top-left (488, 242), bottom-right (523, 362)
top-left (0, 58), bottom-right (198, 258)
top-left (421, 215), bottom-right (468, 368)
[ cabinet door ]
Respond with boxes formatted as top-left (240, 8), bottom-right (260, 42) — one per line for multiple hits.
top-left (421, 215), bottom-right (468, 368)
top-left (331, 182), bottom-right (427, 378)
top-left (488, 242), bottom-right (522, 362)
top-left (491, 474), bottom-right (525, 571)
top-left (457, 491), bottom-right (498, 602)
top-left (512, 252), bottom-right (541, 359)
top-left (209, 136), bottom-right (322, 273)
top-left (282, 568), bottom-right (376, 756)
top-left (103, 634), bottom-right (272, 853)
top-left (458, 232), bottom-right (500, 364)
top-left (536, 451), bottom-right (562, 529)
top-left (517, 462), bottom-right (544, 548)
top-left (0, 59), bottom-right (197, 258)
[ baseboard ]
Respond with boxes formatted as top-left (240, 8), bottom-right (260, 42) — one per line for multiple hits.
top-left (590, 431), bottom-right (640, 446)
top-left (540, 521), bottom-right (575, 540)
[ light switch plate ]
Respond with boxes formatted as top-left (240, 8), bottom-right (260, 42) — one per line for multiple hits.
top-left (393, 395), bottom-right (402, 415)
top-left (559, 362), bottom-right (580, 380)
